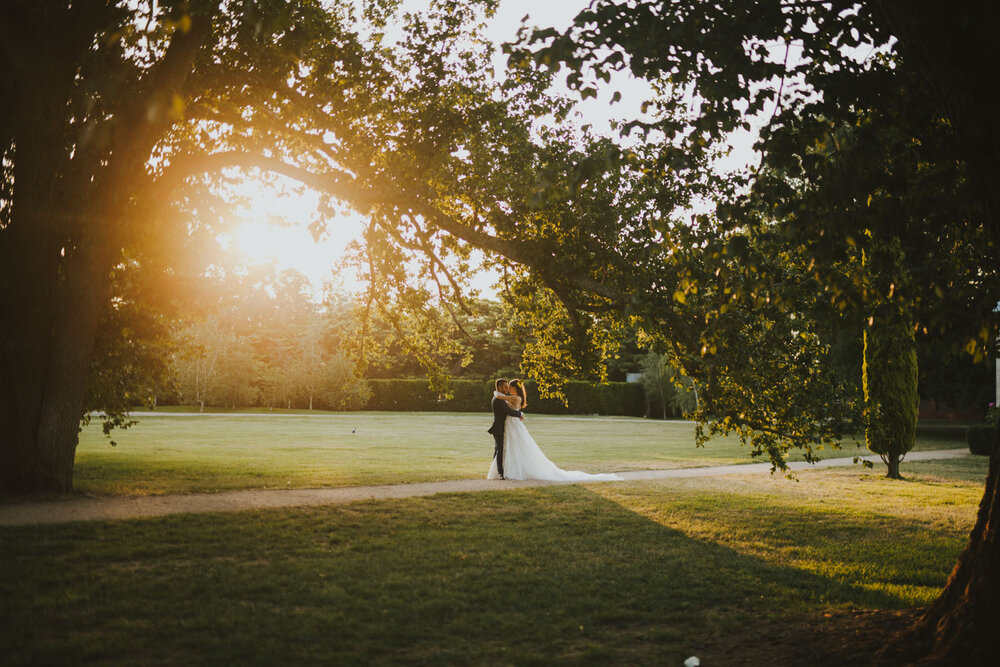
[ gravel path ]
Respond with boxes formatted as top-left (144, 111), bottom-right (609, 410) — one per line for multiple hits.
top-left (0, 448), bottom-right (970, 527)
top-left (103, 411), bottom-right (669, 424)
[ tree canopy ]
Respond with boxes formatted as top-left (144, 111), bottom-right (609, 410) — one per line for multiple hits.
top-left (3, 0), bottom-right (996, 480)
top-left (3, 0), bottom-right (1000, 662)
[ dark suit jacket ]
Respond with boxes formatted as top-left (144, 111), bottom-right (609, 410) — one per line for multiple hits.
top-left (488, 395), bottom-right (523, 435)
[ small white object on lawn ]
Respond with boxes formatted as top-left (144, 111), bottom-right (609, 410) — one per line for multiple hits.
top-left (684, 657), bottom-right (700, 667)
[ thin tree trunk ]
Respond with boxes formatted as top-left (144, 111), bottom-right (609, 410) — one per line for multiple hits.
top-left (883, 454), bottom-right (901, 480)
top-left (195, 362), bottom-right (202, 410)
top-left (658, 370), bottom-right (667, 419)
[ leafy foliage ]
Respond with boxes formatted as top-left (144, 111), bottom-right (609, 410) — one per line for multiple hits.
top-left (863, 308), bottom-right (918, 478)
top-left (964, 424), bottom-right (995, 456)
top-left (82, 261), bottom-right (177, 442)
top-left (2, 0), bottom-right (995, 492)
top-left (641, 352), bottom-right (697, 419)
top-left (164, 266), bottom-right (370, 412)
top-left (482, 0), bottom-right (1000, 471)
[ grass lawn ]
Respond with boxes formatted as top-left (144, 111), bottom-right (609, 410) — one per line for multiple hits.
top-left (73, 410), bottom-right (970, 496)
top-left (0, 457), bottom-right (988, 666)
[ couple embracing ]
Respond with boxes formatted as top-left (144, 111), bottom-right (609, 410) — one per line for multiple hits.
top-left (486, 378), bottom-right (622, 483)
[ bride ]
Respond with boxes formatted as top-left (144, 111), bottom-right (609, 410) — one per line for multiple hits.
top-left (487, 379), bottom-right (623, 482)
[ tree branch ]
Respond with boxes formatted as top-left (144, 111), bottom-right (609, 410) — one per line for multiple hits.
top-left (407, 198), bottom-right (632, 305)
top-left (405, 214), bottom-right (475, 315)
top-left (114, 2), bottom-right (221, 156)
top-left (158, 150), bottom-right (383, 209)
top-left (163, 149), bottom-right (633, 308)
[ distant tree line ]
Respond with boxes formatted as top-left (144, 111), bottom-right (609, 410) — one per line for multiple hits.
top-left (149, 264), bottom-right (655, 415)
top-left (145, 263), bottom-right (991, 418)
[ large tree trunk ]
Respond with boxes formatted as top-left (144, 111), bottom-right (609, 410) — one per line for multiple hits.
top-left (0, 222), bottom-right (113, 494)
top-left (0, 230), bottom-right (60, 492)
top-left (36, 242), bottom-right (117, 491)
top-left (0, 131), bottom-right (117, 494)
top-left (0, 25), bottom-right (99, 494)
top-left (878, 424), bottom-right (1000, 665)
top-left (0, 1), bottom-right (216, 496)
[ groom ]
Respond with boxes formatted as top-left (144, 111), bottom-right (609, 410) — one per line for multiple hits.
top-left (488, 378), bottom-right (524, 480)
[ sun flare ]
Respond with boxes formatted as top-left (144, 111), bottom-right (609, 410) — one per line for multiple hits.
top-left (220, 177), bottom-right (362, 295)
top-left (234, 219), bottom-right (284, 263)
top-left (219, 176), bottom-right (498, 299)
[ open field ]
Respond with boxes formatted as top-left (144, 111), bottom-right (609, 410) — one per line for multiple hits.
top-left (73, 410), bottom-right (971, 495)
top-left (0, 457), bottom-right (988, 666)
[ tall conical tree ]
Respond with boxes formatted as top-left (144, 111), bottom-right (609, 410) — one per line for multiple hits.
top-left (863, 310), bottom-right (918, 480)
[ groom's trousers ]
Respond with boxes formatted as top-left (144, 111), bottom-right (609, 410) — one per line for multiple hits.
top-left (492, 431), bottom-right (505, 478)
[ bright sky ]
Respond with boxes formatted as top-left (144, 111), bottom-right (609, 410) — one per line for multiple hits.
top-left (215, 1), bottom-right (626, 299)
top-left (219, 0), bottom-right (755, 300)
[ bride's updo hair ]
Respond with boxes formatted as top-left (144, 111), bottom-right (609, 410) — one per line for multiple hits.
top-left (510, 379), bottom-right (527, 409)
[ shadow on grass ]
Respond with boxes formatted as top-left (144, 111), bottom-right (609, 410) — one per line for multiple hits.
top-left (0, 484), bottom-right (960, 666)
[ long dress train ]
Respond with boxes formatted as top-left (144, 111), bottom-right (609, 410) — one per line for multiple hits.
top-left (487, 416), bottom-right (623, 482)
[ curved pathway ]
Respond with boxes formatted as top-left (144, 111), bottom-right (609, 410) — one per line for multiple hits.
top-left (0, 448), bottom-right (970, 527)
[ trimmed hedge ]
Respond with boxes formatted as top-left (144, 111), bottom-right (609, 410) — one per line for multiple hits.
top-left (365, 379), bottom-right (490, 412)
top-left (966, 423), bottom-right (997, 456)
top-left (364, 379), bottom-right (645, 416)
top-left (522, 381), bottom-right (644, 416)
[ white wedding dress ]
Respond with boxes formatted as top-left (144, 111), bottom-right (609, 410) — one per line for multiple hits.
top-left (487, 396), bottom-right (623, 482)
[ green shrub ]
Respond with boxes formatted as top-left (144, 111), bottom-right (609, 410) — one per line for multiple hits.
top-left (364, 378), bottom-right (444, 412)
top-left (364, 379), bottom-right (645, 416)
top-left (965, 423), bottom-right (997, 456)
top-left (437, 380), bottom-right (494, 412)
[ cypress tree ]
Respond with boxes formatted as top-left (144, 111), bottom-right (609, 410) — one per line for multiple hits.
top-left (863, 310), bottom-right (918, 479)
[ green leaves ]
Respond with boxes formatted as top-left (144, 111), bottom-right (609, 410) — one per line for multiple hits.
top-left (11, 0), bottom-right (996, 473)
top-left (863, 307), bottom-right (918, 477)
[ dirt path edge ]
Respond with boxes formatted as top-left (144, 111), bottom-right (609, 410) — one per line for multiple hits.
top-left (0, 448), bottom-right (971, 526)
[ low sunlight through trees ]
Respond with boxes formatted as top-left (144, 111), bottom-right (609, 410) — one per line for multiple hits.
top-left (2, 1), bottom-right (999, 662)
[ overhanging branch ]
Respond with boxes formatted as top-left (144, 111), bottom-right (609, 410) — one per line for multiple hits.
top-left (407, 199), bottom-right (632, 305)
top-left (164, 149), bottom-right (633, 307)
top-left (160, 150), bottom-right (383, 210)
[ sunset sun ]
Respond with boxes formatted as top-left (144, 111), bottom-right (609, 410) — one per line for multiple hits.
top-left (234, 219), bottom-right (284, 263)
top-left (216, 178), bottom-right (370, 295)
